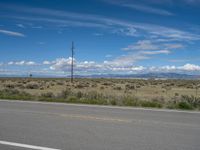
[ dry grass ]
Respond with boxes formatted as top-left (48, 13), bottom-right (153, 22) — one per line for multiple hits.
top-left (0, 78), bottom-right (200, 110)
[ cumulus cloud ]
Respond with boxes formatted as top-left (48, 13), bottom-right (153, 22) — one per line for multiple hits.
top-left (7, 61), bottom-right (36, 66)
top-left (2, 57), bottom-right (200, 75)
top-left (43, 60), bottom-right (52, 65)
top-left (178, 63), bottom-right (200, 71)
top-left (46, 57), bottom-right (200, 74)
top-left (50, 57), bottom-right (74, 71)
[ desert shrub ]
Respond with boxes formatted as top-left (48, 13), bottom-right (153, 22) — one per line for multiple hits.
top-left (140, 101), bottom-right (162, 108)
top-left (0, 89), bottom-right (32, 100)
top-left (0, 89), bottom-right (20, 95)
top-left (151, 96), bottom-right (165, 103)
top-left (80, 98), bottom-right (108, 105)
top-left (102, 82), bottom-right (112, 86)
top-left (41, 92), bottom-right (55, 98)
top-left (56, 81), bottom-right (64, 85)
top-left (125, 84), bottom-right (135, 90)
top-left (15, 83), bottom-right (25, 89)
top-left (176, 102), bottom-right (193, 110)
top-left (67, 96), bottom-right (78, 103)
top-left (136, 85), bottom-right (141, 88)
top-left (25, 82), bottom-right (40, 89)
top-left (57, 89), bottom-right (72, 98)
top-left (180, 95), bottom-right (200, 108)
top-left (75, 83), bottom-right (87, 89)
top-left (91, 84), bottom-right (97, 87)
top-left (175, 93), bottom-right (179, 97)
top-left (122, 96), bottom-right (139, 106)
top-left (113, 86), bottom-right (122, 90)
top-left (100, 86), bottom-right (104, 90)
top-left (110, 99), bottom-right (117, 105)
top-left (4, 84), bottom-right (15, 89)
top-left (76, 91), bottom-right (83, 99)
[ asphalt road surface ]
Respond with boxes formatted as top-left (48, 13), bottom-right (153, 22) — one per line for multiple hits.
top-left (0, 100), bottom-right (200, 150)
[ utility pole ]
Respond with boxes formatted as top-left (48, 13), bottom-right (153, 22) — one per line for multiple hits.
top-left (71, 41), bottom-right (74, 83)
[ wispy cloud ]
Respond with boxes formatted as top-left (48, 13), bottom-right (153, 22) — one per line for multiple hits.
top-left (140, 50), bottom-right (170, 55)
top-left (93, 33), bottom-right (104, 36)
top-left (16, 24), bottom-right (25, 28)
top-left (122, 40), bottom-right (158, 51)
top-left (123, 4), bottom-right (173, 16)
top-left (1, 4), bottom-right (199, 41)
top-left (122, 40), bottom-right (184, 52)
top-left (0, 29), bottom-right (25, 37)
top-left (105, 54), bottom-right (112, 58)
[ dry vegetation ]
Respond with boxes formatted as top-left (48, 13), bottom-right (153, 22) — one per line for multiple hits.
top-left (0, 78), bottom-right (200, 110)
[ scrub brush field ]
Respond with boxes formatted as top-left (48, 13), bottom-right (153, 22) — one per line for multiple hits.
top-left (0, 78), bottom-right (200, 110)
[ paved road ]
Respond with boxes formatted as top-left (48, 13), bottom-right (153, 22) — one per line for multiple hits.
top-left (0, 100), bottom-right (200, 150)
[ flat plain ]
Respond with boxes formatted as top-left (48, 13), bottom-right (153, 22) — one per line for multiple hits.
top-left (0, 78), bottom-right (200, 110)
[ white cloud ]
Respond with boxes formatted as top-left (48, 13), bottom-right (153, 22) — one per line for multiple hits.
top-left (164, 43), bottom-right (184, 49)
top-left (15, 61), bottom-right (25, 65)
top-left (93, 33), bottom-right (103, 36)
top-left (122, 40), bottom-right (158, 51)
top-left (0, 29), bottom-right (25, 37)
top-left (8, 61), bottom-right (14, 65)
top-left (2, 5), bottom-right (200, 41)
top-left (123, 4), bottom-right (173, 16)
top-left (43, 61), bottom-right (51, 65)
top-left (38, 42), bottom-right (45, 45)
top-left (50, 57), bottom-right (74, 71)
top-left (3, 57), bottom-right (200, 75)
top-left (16, 24), bottom-right (25, 28)
top-left (26, 61), bottom-right (36, 65)
top-left (140, 50), bottom-right (171, 55)
top-left (114, 27), bottom-right (137, 36)
top-left (178, 63), bottom-right (200, 71)
top-left (105, 54), bottom-right (112, 58)
top-left (7, 61), bottom-right (36, 66)
top-left (47, 56), bottom-right (200, 74)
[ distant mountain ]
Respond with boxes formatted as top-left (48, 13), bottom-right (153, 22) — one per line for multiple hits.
top-left (0, 73), bottom-right (199, 79)
top-left (74, 73), bottom-right (200, 79)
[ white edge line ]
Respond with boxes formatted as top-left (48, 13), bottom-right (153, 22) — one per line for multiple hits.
top-left (0, 140), bottom-right (61, 150)
top-left (0, 99), bottom-right (200, 114)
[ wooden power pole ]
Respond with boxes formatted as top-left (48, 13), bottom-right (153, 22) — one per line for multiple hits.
top-left (71, 41), bottom-right (74, 83)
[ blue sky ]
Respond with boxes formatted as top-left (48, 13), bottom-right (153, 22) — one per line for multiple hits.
top-left (0, 0), bottom-right (200, 76)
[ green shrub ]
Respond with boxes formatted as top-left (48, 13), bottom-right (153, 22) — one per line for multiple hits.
top-left (176, 102), bottom-right (193, 110)
top-left (122, 97), bottom-right (139, 106)
top-left (67, 96), bottom-right (79, 103)
top-left (0, 89), bottom-right (33, 100)
top-left (141, 101), bottom-right (162, 108)
top-left (110, 99), bottom-right (117, 105)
